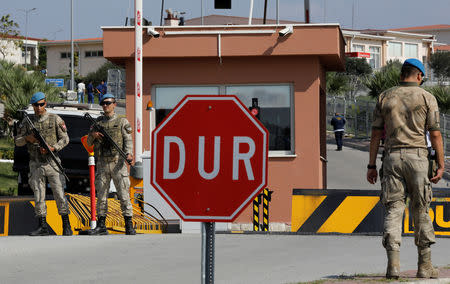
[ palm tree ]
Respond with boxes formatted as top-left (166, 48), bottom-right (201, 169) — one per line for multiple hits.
top-left (364, 61), bottom-right (401, 98)
top-left (425, 85), bottom-right (450, 114)
top-left (0, 60), bottom-right (62, 136)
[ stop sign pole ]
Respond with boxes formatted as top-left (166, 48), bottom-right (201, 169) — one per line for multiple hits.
top-left (151, 95), bottom-right (268, 283)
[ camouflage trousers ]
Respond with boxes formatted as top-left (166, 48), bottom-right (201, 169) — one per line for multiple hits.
top-left (95, 157), bottom-right (133, 217)
top-left (381, 148), bottom-right (435, 251)
top-left (29, 160), bottom-right (70, 217)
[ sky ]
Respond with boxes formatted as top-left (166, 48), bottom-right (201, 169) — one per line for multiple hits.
top-left (1, 0), bottom-right (449, 40)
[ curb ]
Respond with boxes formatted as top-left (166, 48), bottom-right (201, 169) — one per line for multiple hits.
top-left (405, 278), bottom-right (450, 283)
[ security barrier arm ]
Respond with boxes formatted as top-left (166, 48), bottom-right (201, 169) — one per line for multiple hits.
top-left (84, 113), bottom-right (132, 165)
top-left (23, 113), bottom-right (70, 182)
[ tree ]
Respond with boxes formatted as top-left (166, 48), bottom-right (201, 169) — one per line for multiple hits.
top-left (38, 41), bottom-right (47, 70)
top-left (345, 57), bottom-right (373, 76)
top-left (0, 14), bottom-right (21, 60)
top-left (82, 61), bottom-right (122, 86)
top-left (429, 51), bottom-right (450, 84)
top-left (344, 57), bottom-right (372, 100)
top-left (326, 57), bottom-right (372, 99)
top-left (0, 59), bottom-right (62, 123)
top-left (425, 85), bottom-right (450, 114)
top-left (326, 72), bottom-right (350, 97)
top-left (364, 60), bottom-right (401, 98)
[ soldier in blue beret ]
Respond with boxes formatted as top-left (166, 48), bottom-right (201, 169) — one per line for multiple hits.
top-left (87, 94), bottom-right (136, 235)
top-left (15, 92), bottom-right (72, 236)
top-left (367, 59), bottom-right (442, 279)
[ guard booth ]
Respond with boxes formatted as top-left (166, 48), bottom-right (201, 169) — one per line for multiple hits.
top-left (101, 24), bottom-right (346, 231)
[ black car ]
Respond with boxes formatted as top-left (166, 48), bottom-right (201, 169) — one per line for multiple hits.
top-left (13, 104), bottom-right (101, 195)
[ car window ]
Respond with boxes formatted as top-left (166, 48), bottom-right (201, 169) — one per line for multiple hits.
top-left (61, 115), bottom-right (92, 141)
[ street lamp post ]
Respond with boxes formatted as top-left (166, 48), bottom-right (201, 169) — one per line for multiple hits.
top-left (21, 7), bottom-right (37, 69)
top-left (71, 0), bottom-right (75, 91)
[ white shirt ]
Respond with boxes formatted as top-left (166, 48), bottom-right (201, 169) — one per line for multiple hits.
top-left (77, 82), bottom-right (86, 93)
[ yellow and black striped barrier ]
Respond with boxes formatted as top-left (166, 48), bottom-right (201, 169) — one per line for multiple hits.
top-left (252, 189), bottom-right (274, 232)
top-left (0, 194), bottom-right (163, 236)
top-left (262, 189), bottom-right (273, 231)
top-left (253, 194), bottom-right (261, 231)
top-left (292, 189), bottom-right (450, 236)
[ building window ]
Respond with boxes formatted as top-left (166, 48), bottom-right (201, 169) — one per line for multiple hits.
top-left (154, 86), bottom-right (220, 125)
top-left (225, 85), bottom-right (292, 153)
top-left (85, 50), bottom-right (104, 57)
top-left (388, 42), bottom-right (402, 57)
top-left (369, 46), bottom-right (381, 69)
top-left (154, 84), bottom-right (294, 154)
top-left (60, 52), bottom-right (71, 59)
top-left (404, 43), bottom-right (418, 58)
top-left (352, 44), bottom-right (365, 52)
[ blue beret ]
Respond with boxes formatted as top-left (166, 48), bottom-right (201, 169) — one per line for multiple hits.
top-left (30, 92), bottom-right (46, 104)
top-left (403, 58), bottom-right (426, 77)
top-left (100, 93), bottom-right (115, 104)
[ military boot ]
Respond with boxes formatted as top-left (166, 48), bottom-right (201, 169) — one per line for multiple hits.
top-left (87, 216), bottom-right (108, 235)
top-left (386, 250), bottom-right (400, 279)
top-left (417, 247), bottom-right (439, 278)
top-left (29, 216), bottom-right (50, 236)
top-left (124, 216), bottom-right (136, 235)
top-left (61, 214), bottom-right (73, 236)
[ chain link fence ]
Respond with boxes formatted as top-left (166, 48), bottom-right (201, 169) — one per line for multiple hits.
top-left (327, 96), bottom-right (450, 156)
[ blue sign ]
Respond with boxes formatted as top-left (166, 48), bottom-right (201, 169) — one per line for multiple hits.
top-left (45, 78), bottom-right (64, 88)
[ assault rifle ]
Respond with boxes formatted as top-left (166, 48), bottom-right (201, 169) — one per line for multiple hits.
top-left (23, 113), bottom-right (70, 182)
top-left (84, 113), bottom-right (132, 165)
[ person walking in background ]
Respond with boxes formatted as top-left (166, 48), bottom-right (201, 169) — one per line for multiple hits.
top-left (96, 80), bottom-right (107, 101)
top-left (331, 112), bottom-right (346, 151)
top-left (366, 59), bottom-right (443, 279)
top-left (14, 92), bottom-right (72, 236)
top-left (86, 81), bottom-right (95, 104)
top-left (77, 80), bottom-right (86, 104)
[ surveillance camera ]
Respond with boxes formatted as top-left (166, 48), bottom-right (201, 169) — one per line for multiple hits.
top-left (147, 28), bottom-right (160, 38)
top-left (278, 25), bottom-right (293, 37)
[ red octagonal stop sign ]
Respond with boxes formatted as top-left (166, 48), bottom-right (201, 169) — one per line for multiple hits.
top-left (151, 95), bottom-right (268, 222)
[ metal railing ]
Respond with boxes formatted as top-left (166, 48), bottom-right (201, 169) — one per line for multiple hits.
top-left (327, 96), bottom-right (450, 156)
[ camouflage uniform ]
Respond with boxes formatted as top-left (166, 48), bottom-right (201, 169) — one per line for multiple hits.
top-left (87, 113), bottom-right (133, 217)
top-left (372, 82), bottom-right (440, 251)
top-left (15, 113), bottom-right (70, 217)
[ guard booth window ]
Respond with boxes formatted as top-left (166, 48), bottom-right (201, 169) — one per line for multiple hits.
top-left (154, 86), bottom-right (220, 125)
top-left (153, 84), bottom-right (293, 155)
top-left (225, 85), bottom-right (292, 154)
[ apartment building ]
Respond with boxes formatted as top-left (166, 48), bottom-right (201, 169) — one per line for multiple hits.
top-left (343, 29), bottom-right (435, 72)
top-left (0, 35), bottom-right (40, 67)
top-left (40, 37), bottom-right (106, 77)
top-left (392, 24), bottom-right (450, 44)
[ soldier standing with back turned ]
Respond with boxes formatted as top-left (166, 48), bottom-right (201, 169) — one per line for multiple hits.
top-left (87, 94), bottom-right (136, 235)
top-left (367, 59), bottom-right (443, 279)
top-left (15, 92), bottom-right (72, 236)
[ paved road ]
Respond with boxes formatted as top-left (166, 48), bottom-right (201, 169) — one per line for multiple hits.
top-left (327, 143), bottom-right (450, 189)
top-left (0, 142), bottom-right (448, 284)
top-left (0, 234), bottom-right (449, 284)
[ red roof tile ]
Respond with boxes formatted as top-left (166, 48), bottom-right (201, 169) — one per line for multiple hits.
top-left (42, 37), bottom-right (103, 44)
top-left (392, 24), bottom-right (450, 31)
top-left (2, 34), bottom-right (43, 41)
top-left (435, 45), bottom-right (450, 51)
